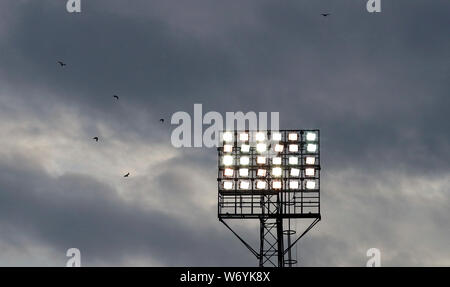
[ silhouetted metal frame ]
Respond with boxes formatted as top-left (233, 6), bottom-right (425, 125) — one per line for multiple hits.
top-left (217, 130), bottom-right (321, 267)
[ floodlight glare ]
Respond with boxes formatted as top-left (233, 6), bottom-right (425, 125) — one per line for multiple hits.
top-left (305, 156), bottom-right (315, 165)
top-left (240, 180), bottom-right (250, 190)
top-left (224, 168), bottom-right (234, 177)
top-left (288, 133), bottom-right (298, 141)
top-left (307, 144), bottom-right (317, 153)
top-left (223, 181), bottom-right (233, 190)
top-left (240, 156), bottom-right (250, 165)
top-left (241, 144), bottom-right (250, 153)
top-left (289, 180), bottom-right (299, 189)
top-left (256, 132), bottom-right (266, 142)
top-left (272, 180), bottom-right (282, 189)
top-left (272, 167), bottom-right (282, 177)
top-left (257, 156), bottom-right (266, 165)
top-left (273, 157), bottom-right (282, 165)
top-left (306, 180), bottom-right (316, 189)
top-left (256, 180), bottom-right (267, 189)
top-left (223, 155), bottom-right (233, 166)
top-left (289, 157), bottom-right (298, 165)
top-left (224, 144), bottom-right (233, 153)
top-left (272, 132), bottom-right (282, 141)
top-left (306, 132), bottom-right (316, 141)
top-left (257, 169), bottom-right (267, 177)
top-left (290, 168), bottom-right (300, 177)
top-left (223, 132), bottom-right (233, 142)
top-left (240, 132), bottom-right (249, 141)
top-left (274, 144), bottom-right (284, 152)
top-left (256, 143), bottom-right (267, 153)
top-left (239, 168), bottom-right (249, 177)
top-left (305, 168), bottom-right (315, 177)
top-left (289, 144), bottom-right (298, 152)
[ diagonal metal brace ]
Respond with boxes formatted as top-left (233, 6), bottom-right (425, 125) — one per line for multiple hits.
top-left (219, 218), bottom-right (260, 259)
top-left (283, 217), bottom-right (320, 256)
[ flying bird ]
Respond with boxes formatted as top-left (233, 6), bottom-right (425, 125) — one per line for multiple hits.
top-left (113, 95), bottom-right (119, 100)
top-left (124, 172), bottom-right (130, 178)
top-left (57, 61), bottom-right (66, 67)
top-left (93, 137), bottom-right (99, 142)
top-left (159, 118), bottom-right (164, 123)
top-left (321, 13), bottom-right (331, 17)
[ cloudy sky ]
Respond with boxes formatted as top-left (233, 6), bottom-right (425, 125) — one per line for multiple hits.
top-left (0, 0), bottom-right (449, 266)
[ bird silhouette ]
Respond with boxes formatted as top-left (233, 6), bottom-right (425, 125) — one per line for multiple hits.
top-left (124, 172), bottom-right (130, 177)
top-left (57, 61), bottom-right (66, 67)
top-left (93, 137), bottom-right (99, 142)
top-left (159, 118), bottom-right (164, 123)
top-left (321, 13), bottom-right (331, 17)
top-left (113, 95), bottom-right (119, 100)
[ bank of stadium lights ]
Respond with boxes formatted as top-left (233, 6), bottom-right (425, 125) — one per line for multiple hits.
top-left (219, 130), bottom-right (320, 192)
top-left (218, 129), bottom-right (320, 267)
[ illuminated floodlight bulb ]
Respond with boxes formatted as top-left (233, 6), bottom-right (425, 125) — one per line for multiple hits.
top-left (240, 156), bottom-right (250, 165)
top-left (272, 132), bottom-right (282, 141)
top-left (224, 168), bottom-right (234, 177)
top-left (241, 144), bottom-right (250, 153)
top-left (289, 180), bottom-right (299, 189)
top-left (272, 167), bottom-right (282, 177)
top-left (305, 168), bottom-right (315, 177)
top-left (257, 156), bottom-right (266, 165)
top-left (239, 132), bottom-right (249, 141)
top-left (305, 156), bottom-right (315, 165)
top-left (256, 180), bottom-right (267, 190)
top-left (272, 180), bottom-right (282, 189)
top-left (239, 168), bottom-right (249, 177)
top-left (306, 180), bottom-right (316, 189)
top-left (288, 133), bottom-right (298, 141)
top-left (223, 144), bottom-right (233, 153)
top-left (223, 155), bottom-right (233, 166)
top-left (289, 144), bottom-right (298, 152)
top-left (256, 143), bottom-right (267, 153)
top-left (306, 132), bottom-right (317, 141)
top-left (240, 180), bottom-right (250, 190)
top-left (274, 144), bottom-right (284, 152)
top-left (223, 181), bottom-right (233, 190)
top-left (257, 169), bottom-right (267, 177)
top-left (223, 132), bottom-right (233, 142)
top-left (290, 168), bottom-right (300, 177)
top-left (256, 132), bottom-right (266, 142)
top-left (273, 157), bottom-right (282, 165)
top-left (289, 157), bottom-right (298, 165)
top-left (307, 144), bottom-right (317, 153)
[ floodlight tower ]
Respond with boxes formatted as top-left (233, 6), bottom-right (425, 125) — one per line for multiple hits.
top-left (218, 130), bottom-right (321, 267)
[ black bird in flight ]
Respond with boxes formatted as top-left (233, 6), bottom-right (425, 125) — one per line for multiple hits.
top-left (113, 95), bottom-right (119, 100)
top-left (57, 61), bottom-right (67, 67)
top-left (124, 172), bottom-right (130, 178)
top-left (93, 137), bottom-right (99, 142)
top-left (160, 118), bottom-right (164, 123)
top-left (321, 13), bottom-right (331, 17)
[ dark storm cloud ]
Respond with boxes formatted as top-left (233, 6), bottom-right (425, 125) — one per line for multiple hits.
top-left (3, 0), bottom-right (448, 171)
top-left (0, 154), bottom-right (257, 266)
top-left (0, 0), bottom-right (449, 266)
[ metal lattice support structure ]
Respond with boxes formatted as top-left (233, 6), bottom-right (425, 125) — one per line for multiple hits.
top-left (218, 130), bottom-right (321, 267)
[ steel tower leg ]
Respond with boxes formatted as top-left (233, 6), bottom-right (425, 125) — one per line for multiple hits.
top-left (276, 217), bottom-right (284, 267)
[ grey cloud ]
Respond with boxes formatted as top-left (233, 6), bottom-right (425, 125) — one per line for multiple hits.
top-left (0, 0), bottom-right (449, 266)
top-left (0, 154), bottom-right (257, 266)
